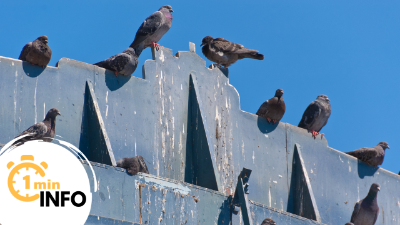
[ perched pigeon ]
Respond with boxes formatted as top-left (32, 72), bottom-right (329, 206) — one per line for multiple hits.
top-left (261, 218), bottom-right (276, 225)
top-left (19, 35), bottom-right (52, 68)
top-left (256, 89), bottom-right (286, 124)
top-left (350, 183), bottom-right (380, 225)
top-left (94, 46), bottom-right (142, 77)
top-left (130, 5), bottom-right (173, 51)
top-left (298, 95), bottom-right (331, 139)
top-left (116, 156), bottom-right (149, 175)
top-left (12, 108), bottom-right (61, 146)
top-left (200, 36), bottom-right (264, 67)
top-left (346, 142), bottom-right (390, 167)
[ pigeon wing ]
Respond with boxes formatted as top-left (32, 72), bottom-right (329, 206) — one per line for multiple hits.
top-left (108, 54), bottom-right (130, 73)
top-left (13, 122), bottom-right (48, 146)
top-left (19, 42), bottom-right (32, 61)
top-left (350, 201), bottom-right (361, 223)
top-left (256, 101), bottom-right (269, 116)
top-left (137, 155), bottom-right (149, 174)
top-left (211, 38), bottom-right (244, 53)
top-left (346, 147), bottom-right (378, 163)
top-left (298, 102), bottom-right (320, 128)
top-left (131, 11), bottom-right (163, 48)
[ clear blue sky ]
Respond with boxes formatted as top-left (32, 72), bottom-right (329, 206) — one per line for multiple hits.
top-left (1, 1), bottom-right (399, 174)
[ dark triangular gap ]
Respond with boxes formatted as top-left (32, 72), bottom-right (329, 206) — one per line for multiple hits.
top-left (288, 144), bottom-right (321, 221)
top-left (184, 75), bottom-right (218, 191)
top-left (78, 80), bottom-right (114, 166)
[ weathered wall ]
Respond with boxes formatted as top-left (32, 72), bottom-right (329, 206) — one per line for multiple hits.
top-left (0, 43), bottom-right (399, 224)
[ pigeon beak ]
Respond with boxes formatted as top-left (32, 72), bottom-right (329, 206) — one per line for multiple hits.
top-left (58, 112), bottom-right (61, 116)
top-left (170, 9), bottom-right (174, 12)
top-left (377, 187), bottom-right (380, 191)
top-left (387, 146), bottom-right (390, 149)
top-left (200, 43), bottom-right (204, 47)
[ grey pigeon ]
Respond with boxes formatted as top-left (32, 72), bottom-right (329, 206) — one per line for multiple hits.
top-left (261, 218), bottom-right (276, 225)
top-left (19, 35), bottom-right (52, 68)
top-left (116, 156), bottom-right (149, 175)
top-left (346, 142), bottom-right (390, 167)
top-left (298, 95), bottom-right (331, 139)
top-left (201, 36), bottom-right (264, 67)
top-left (94, 46), bottom-right (142, 77)
top-left (12, 108), bottom-right (61, 146)
top-left (256, 89), bottom-right (286, 124)
top-left (130, 5), bottom-right (173, 51)
top-left (350, 183), bottom-right (380, 225)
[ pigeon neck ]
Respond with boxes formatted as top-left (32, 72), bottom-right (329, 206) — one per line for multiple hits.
top-left (162, 10), bottom-right (173, 22)
top-left (365, 190), bottom-right (378, 203)
top-left (43, 116), bottom-right (57, 129)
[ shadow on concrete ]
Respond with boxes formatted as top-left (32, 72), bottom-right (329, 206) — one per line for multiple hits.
top-left (257, 116), bottom-right (278, 134)
top-left (22, 61), bottom-right (45, 77)
top-left (218, 197), bottom-right (231, 224)
top-left (357, 160), bottom-right (379, 179)
top-left (104, 70), bottom-right (131, 91)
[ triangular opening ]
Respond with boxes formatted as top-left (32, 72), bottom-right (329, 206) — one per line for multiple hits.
top-left (79, 80), bottom-right (115, 166)
top-left (185, 75), bottom-right (218, 191)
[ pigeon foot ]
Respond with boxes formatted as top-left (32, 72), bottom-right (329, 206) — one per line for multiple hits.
top-left (151, 42), bottom-right (160, 51)
top-left (266, 117), bottom-right (271, 123)
top-left (272, 119), bottom-right (277, 124)
top-left (310, 130), bottom-right (319, 139)
top-left (114, 71), bottom-right (118, 77)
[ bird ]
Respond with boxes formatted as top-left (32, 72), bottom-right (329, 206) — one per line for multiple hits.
top-left (94, 46), bottom-right (142, 77)
top-left (346, 142), bottom-right (390, 167)
top-left (200, 36), bottom-right (264, 67)
top-left (256, 89), bottom-right (286, 124)
top-left (19, 35), bottom-right (52, 68)
top-left (130, 5), bottom-right (174, 51)
top-left (298, 95), bottom-right (331, 139)
top-left (116, 156), bottom-right (149, 175)
top-left (350, 183), bottom-right (380, 225)
top-left (12, 108), bottom-right (61, 146)
top-left (261, 218), bottom-right (276, 225)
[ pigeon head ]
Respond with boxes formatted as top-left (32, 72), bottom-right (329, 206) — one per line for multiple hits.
top-left (201, 36), bottom-right (214, 46)
top-left (370, 183), bottom-right (380, 193)
top-left (317, 94), bottom-right (330, 102)
top-left (45, 108), bottom-right (61, 120)
top-left (378, 141), bottom-right (390, 150)
top-left (159, 5), bottom-right (173, 13)
top-left (261, 218), bottom-right (276, 225)
top-left (274, 89), bottom-right (284, 97)
top-left (37, 35), bottom-right (49, 44)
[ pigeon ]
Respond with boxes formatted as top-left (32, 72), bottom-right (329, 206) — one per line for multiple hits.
top-left (261, 218), bottom-right (276, 225)
top-left (350, 183), bottom-right (380, 225)
top-left (94, 46), bottom-right (143, 77)
top-left (200, 36), bottom-right (264, 67)
top-left (116, 156), bottom-right (149, 175)
top-left (12, 108), bottom-right (61, 146)
top-left (298, 95), bottom-right (331, 139)
top-left (130, 5), bottom-right (173, 51)
top-left (19, 35), bottom-right (52, 68)
top-left (346, 142), bottom-right (390, 167)
top-left (256, 89), bottom-right (286, 124)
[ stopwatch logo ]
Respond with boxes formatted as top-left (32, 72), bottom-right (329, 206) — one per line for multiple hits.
top-left (7, 155), bottom-right (48, 202)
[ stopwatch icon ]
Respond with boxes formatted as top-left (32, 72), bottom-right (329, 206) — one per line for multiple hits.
top-left (7, 155), bottom-right (48, 202)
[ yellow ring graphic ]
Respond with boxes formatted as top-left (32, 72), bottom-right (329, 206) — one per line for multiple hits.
top-left (8, 162), bottom-right (46, 202)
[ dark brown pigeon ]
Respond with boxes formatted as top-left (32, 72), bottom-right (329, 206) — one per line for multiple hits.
top-left (346, 142), bottom-right (390, 167)
top-left (94, 46), bottom-right (142, 77)
top-left (19, 35), bottom-right (52, 68)
top-left (201, 36), bottom-right (264, 67)
top-left (130, 5), bottom-right (173, 51)
top-left (261, 218), bottom-right (276, 225)
top-left (12, 108), bottom-right (61, 146)
top-left (350, 183), bottom-right (380, 225)
top-left (298, 95), bottom-right (331, 139)
top-left (116, 156), bottom-right (149, 175)
top-left (256, 89), bottom-right (286, 124)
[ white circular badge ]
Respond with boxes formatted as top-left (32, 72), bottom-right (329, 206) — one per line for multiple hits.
top-left (0, 140), bottom-right (95, 225)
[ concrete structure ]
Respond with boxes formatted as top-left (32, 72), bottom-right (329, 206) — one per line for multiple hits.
top-left (0, 43), bottom-right (399, 224)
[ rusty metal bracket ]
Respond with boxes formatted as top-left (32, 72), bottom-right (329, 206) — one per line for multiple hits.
top-left (231, 167), bottom-right (253, 225)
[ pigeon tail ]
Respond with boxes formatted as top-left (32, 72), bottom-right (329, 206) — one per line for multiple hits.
top-left (239, 53), bottom-right (264, 60)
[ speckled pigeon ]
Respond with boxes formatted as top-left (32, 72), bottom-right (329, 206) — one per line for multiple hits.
top-left (116, 156), bottom-right (149, 175)
top-left (19, 35), bottom-right (52, 68)
top-left (298, 95), bottom-right (331, 139)
top-left (261, 218), bottom-right (276, 225)
top-left (256, 89), bottom-right (286, 124)
top-left (200, 36), bottom-right (264, 67)
top-left (94, 46), bottom-right (142, 77)
top-left (12, 108), bottom-right (61, 146)
top-left (346, 142), bottom-right (390, 167)
top-left (130, 5), bottom-right (173, 51)
top-left (350, 183), bottom-right (380, 225)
